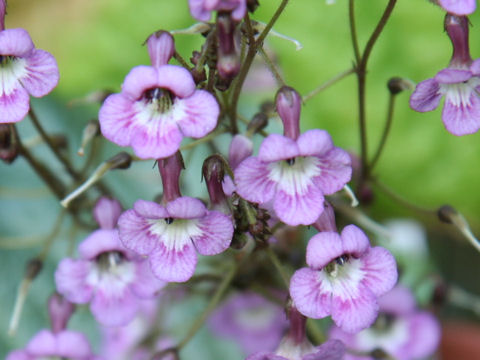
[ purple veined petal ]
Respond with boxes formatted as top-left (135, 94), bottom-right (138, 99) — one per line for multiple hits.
top-left (313, 148), bottom-right (352, 195)
top-left (189, 0), bottom-right (214, 22)
top-left (56, 331), bottom-right (93, 358)
top-left (340, 225), bottom-right (370, 258)
top-left (20, 49), bottom-right (59, 97)
top-left (360, 246), bottom-right (397, 297)
top-left (234, 156), bottom-right (276, 204)
top-left (118, 209), bottom-right (159, 255)
top-left (98, 93), bottom-right (136, 147)
top-left (90, 288), bottom-right (139, 326)
top-left (222, 175), bottom-right (235, 196)
top-left (78, 229), bottom-right (123, 260)
top-left (130, 113), bottom-right (183, 159)
top-left (289, 267), bottom-right (332, 319)
top-left (409, 78), bottom-right (442, 112)
top-left (193, 210), bottom-right (233, 255)
top-left (54, 259), bottom-right (93, 304)
top-left (297, 129), bottom-right (334, 157)
top-left (442, 92), bottom-right (480, 136)
top-left (175, 89), bottom-right (219, 138)
top-left (166, 197), bottom-right (207, 219)
top-left (93, 197), bottom-right (123, 230)
top-left (155, 65), bottom-right (196, 98)
top-left (303, 340), bottom-right (346, 360)
top-left (470, 58), bottom-right (480, 75)
top-left (246, 352), bottom-right (286, 360)
top-left (5, 350), bottom-right (30, 360)
top-left (121, 66), bottom-right (159, 100)
top-left (147, 31), bottom-right (175, 68)
top-left (25, 329), bottom-right (56, 355)
top-left (130, 260), bottom-right (165, 298)
top-left (331, 287), bottom-right (379, 334)
top-left (230, 0), bottom-right (247, 21)
top-left (402, 312), bottom-right (441, 359)
top-left (435, 68), bottom-right (472, 84)
top-left (378, 285), bottom-right (416, 316)
top-left (133, 200), bottom-right (168, 219)
top-left (258, 134), bottom-right (299, 162)
top-left (439, 0), bottom-right (476, 15)
top-left (273, 185), bottom-right (324, 226)
top-left (0, 87), bottom-right (30, 124)
top-left (229, 134), bottom-right (253, 170)
top-left (306, 232), bottom-right (343, 269)
top-left (0, 28), bottom-right (34, 57)
top-left (149, 242), bottom-right (198, 282)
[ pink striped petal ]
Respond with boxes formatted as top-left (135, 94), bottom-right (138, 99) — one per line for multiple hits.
top-left (25, 329), bottom-right (56, 355)
top-left (331, 288), bottom-right (378, 333)
top-left (290, 268), bottom-right (332, 319)
top-left (149, 242), bottom-right (198, 282)
top-left (121, 66), bottom-right (159, 100)
top-left (166, 197), bottom-right (206, 219)
top-left (360, 247), bottom-right (397, 297)
top-left (78, 229), bottom-right (123, 260)
top-left (155, 65), bottom-right (195, 98)
top-left (435, 68), bottom-right (472, 84)
top-left (193, 211), bottom-right (233, 255)
top-left (297, 129), bottom-right (334, 157)
top-left (0, 87), bottom-right (30, 123)
top-left (234, 157), bottom-right (276, 204)
top-left (442, 93), bottom-right (480, 136)
top-left (409, 78), bottom-right (442, 112)
top-left (133, 200), bottom-right (168, 219)
top-left (54, 259), bottom-right (93, 303)
top-left (0, 29), bottom-right (34, 56)
top-left (118, 209), bottom-right (159, 256)
top-left (99, 93), bottom-right (136, 146)
top-left (340, 225), bottom-right (370, 258)
top-left (306, 232), bottom-right (343, 270)
top-left (55, 331), bottom-right (92, 358)
top-left (313, 148), bottom-right (352, 195)
top-left (258, 134), bottom-right (299, 162)
top-left (175, 90), bottom-right (219, 138)
top-left (21, 49), bottom-right (59, 97)
top-left (273, 185), bottom-right (324, 226)
top-left (90, 288), bottom-right (139, 326)
top-left (131, 261), bottom-right (165, 298)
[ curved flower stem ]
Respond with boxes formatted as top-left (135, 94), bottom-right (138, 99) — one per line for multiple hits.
top-left (266, 246), bottom-right (290, 288)
top-left (258, 46), bottom-right (285, 86)
top-left (174, 51), bottom-right (191, 69)
top-left (302, 68), bottom-right (355, 103)
top-left (369, 93), bottom-right (395, 171)
top-left (348, 0), bottom-right (360, 64)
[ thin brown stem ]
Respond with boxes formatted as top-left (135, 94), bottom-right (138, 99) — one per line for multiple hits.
top-left (258, 46), bottom-right (285, 86)
top-left (348, 0), bottom-right (361, 64)
top-left (370, 93), bottom-right (395, 171)
top-left (302, 68), bottom-right (355, 102)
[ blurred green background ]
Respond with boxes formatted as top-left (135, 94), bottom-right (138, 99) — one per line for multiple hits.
top-left (2, 0), bottom-right (480, 358)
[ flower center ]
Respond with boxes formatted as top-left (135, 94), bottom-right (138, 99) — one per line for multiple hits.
top-left (0, 55), bottom-right (15, 66)
top-left (325, 254), bottom-right (349, 278)
top-left (143, 87), bottom-right (174, 113)
top-left (268, 156), bottom-right (321, 196)
top-left (95, 251), bottom-right (125, 271)
top-left (439, 77), bottom-right (480, 108)
top-left (372, 313), bottom-right (396, 333)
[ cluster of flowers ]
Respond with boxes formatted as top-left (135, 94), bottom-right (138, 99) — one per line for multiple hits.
top-left (4, 0), bottom-right (448, 359)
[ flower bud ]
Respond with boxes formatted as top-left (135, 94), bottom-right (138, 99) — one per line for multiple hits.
top-left (387, 77), bottom-right (415, 95)
top-left (159, 151), bottom-right (184, 203)
top-left (247, 0), bottom-right (260, 13)
top-left (247, 113), bottom-right (268, 136)
top-left (312, 201), bottom-right (337, 232)
top-left (202, 154), bottom-right (231, 212)
top-left (48, 293), bottom-right (75, 334)
top-left (216, 12), bottom-right (241, 80)
top-left (0, 124), bottom-right (18, 164)
top-left (146, 30), bottom-right (175, 68)
top-left (276, 86), bottom-right (302, 140)
top-left (445, 14), bottom-right (471, 66)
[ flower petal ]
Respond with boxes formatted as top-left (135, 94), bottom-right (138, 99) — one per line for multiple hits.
top-left (90, 288), bottom-right (139, 326)
top-left (246, 352), bottom-right (285, 360)
top-left (193, 211), bottom-right (233, 255)
top-left (331, 288), bottom-right (379, 333)
top-left (149, 242), bottom-right (198, 282)
top-left (402, 312), bottom-right (441, 359)
top-left (0, 29), bottom-right (34, 57)
top-left (156, 65), bottom-right (195, 98)
top-left (378, 285), bottom-right (416, 315)
top-left (131, 260), bottom-right (165, 298)
top-left (20, 49), bottom-right (59, 97)
top-left (290, 267), bottom-right (332, 319)
top-left (229, 134), bottom-right (253, 170)
top-left (303, 340), bottom-right (345, 360)
top-left (78, 229), bottom-right (123, 260)
top-left (118, 209), bottom-right (159, 256)
top-left (25, 329), bottom-right (56, 356)
top-left (234, 157), bottom-right (276, 204)
top-left (5, 350), bottom-right (29, 360)
top-left (133, 199), bottom-right (168, 219)
top-left (439, 0), bottom-right (476, 15)
top-left (166, 197), bottom-right (206, 219)
top-left (99, 93), bottom-right (136, 147)
top-left (340, 225), bottom-right (370, 258)
top-left (273, 185), bottom-right (324, 226)
top-left (93, 197), bottom-right (123, 229)
top-left (258, 134), bottom-right (299, 162)
top-left (297, 129), bottom-right (334, 157)
top-left (0, 87), bottom-right (30, 124)
top-left (306, 232), bottom-right (343, 269)
top-left (313, 148), bottom-right (352, 195)
top-left (121, 66), bottom-right (159, 100)
top-left (147, 31), bottom-right (175, 68)
top-left (175, 89), bottom-right (219, 138)
top-left (360, 247), bottom-right (397, 297)
top-left (442, 93), bottom-right (480, 136)
top-left (435, 68), bottom-right (472, 84)
top-left (56, 331), bottom-right (93, 358)
top-left (54, 259), bottom-right (93, 303)
top-left (409, 78), bottom-right (442, 112)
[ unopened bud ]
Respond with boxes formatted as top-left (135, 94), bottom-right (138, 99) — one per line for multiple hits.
top-left (276, 86), bottom-right (302, 140)
top-left (146, 30), bottom-right (175, 68)
top-left (437, 204), bottom-right (480, 253)
top-left (25, 258), bottom-right (43, 280)
top-left (48, 293), bottom-right (75, 333)
top-left (437, 204), bottom-right (457, 224)
top-left (387, 77), bottom-right (415, 95)
top-left (312, 201), bottom-right (337, 232)
top-left (247, 113), bottom-right (268, 136)
top-left (0, 124), bottom-right (18, 164)
top-left (247, 0), bottom-right (260, 13)
top-left (202, 154), bottom-right (231, 210)
top-left (216, 12), bottom-right (240, 80)
top-left (159, 152), bottom-right (184, 203)
top-left (108, 151), bottom-right (132, 169)
top-left (445, 14), bottom-right (471, 66)
top-left (228, 134), bottom-right (253, 170)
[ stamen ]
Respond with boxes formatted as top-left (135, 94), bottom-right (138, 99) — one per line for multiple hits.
top-left (286, 158), bottom-right (296, 166)
top-left (144, 87), bottom-right (174, 113)
top-left (96, 251), bottom-right (125, 270)
top-left (335, 254), bottom-right (349, 266)
top-left (165, 217), bottom-right (174, 225)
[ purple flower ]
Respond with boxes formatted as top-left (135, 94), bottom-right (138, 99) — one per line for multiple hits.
top-left (410, 14), bottom-right (480, 135)
top-left (6, 329), bottom-right (94, 360)
top-left (439, 0), bottom-right (476, 15)
top-left (208, 292), bottom-right (288, 354)
top-left (234, 130), bottom-right (351, 226)
top-left (99, 31), bottom-right (219, 159)
top-left (289, 225), bottom-right (398, 333)
top-left (0, 28), bottom-right (59, 123)
top-left (330, 286), bottom-right (441, 360)
top-left (55, 197), bottom-right (165, 326)
top-left (189, 0), bottom-right (247, 22)
top-left (118, 196), bottom-right (234, 282)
